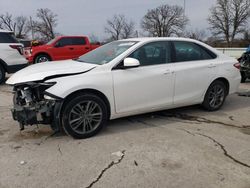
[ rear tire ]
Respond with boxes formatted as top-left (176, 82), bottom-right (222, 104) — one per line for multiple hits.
top-left (202, 80), bottom-right (227, 111)
top-left (241, 71), bottom-right (247, 83)
top-left (0, 65), bottom-right (6, 84)
top-left (61, 94), bottom-right (108, 139)
top-left (34, 54), bottom-right (51, 64)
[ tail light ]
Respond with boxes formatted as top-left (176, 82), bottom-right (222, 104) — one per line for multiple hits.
top-left (233, 62), bottom-right (241, 70)
top-left (9, 44), bottom-right (23, 49)
top-left (9, 45), bottom-right (23, 55)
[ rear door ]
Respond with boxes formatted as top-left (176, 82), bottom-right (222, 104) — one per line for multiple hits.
top-left (0, 32), bottom-right (26, 65)
top-left (71, 37), bottom-right (91, 57)
top-left (172, 41), bottom-right (218, 105)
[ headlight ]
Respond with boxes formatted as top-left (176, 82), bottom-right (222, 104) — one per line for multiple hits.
top-left (44, 94), bottom-right (55, 100)
top-left (43, 92), bottom-right (61, 100)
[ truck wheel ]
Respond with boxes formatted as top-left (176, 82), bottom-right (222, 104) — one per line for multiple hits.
top-left (241, 71), bottom-right (246, 83)
top-left (62, 94), bottom-right (108, 139)
top-left (0, 65), bottom-right (6, 84)
top-left (34, 54), bottom-right (51, 63)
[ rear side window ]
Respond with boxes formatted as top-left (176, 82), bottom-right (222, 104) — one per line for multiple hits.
top-left (173, 41), bottom-right (216, 62)
top-left (0, 32), bottom-right (18, 43)
top-left (72, 37), bottom-right (86, 45)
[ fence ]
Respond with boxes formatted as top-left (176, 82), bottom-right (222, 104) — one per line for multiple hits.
top-left (216, 48), bottom-right (247, 58)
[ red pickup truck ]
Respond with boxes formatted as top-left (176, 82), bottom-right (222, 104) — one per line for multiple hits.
top-left (25, 36), bottom-right (100, 63)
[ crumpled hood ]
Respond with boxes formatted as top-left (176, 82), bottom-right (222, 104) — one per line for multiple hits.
top-left (6, 60), bottom-right (97, 85)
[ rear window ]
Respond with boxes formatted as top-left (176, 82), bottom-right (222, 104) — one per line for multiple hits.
top-left (173, 41), bottom-right (216, 62)
top-left (19, 40), bottom-right (31, 47)
top-left (0, 32), bottom-right (19, 43)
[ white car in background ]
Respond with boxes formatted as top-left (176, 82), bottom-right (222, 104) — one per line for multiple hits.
top-left (7, 38), bottom-right (241, 139)
top-left (0, 29), bottom-right (28, 84)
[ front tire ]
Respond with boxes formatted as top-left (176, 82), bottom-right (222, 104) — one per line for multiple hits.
top-left (62, 94), bottom-right (108, 139)
top-left (202, 80), bottom-right (227, 111)
top-left (0, 65), bottom-right (6, 84)
top-left (34, 54), bottom-right (51, 64)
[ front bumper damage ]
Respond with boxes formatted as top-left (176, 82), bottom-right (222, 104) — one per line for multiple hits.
top-left (11, 82), bottom-right (63, 132)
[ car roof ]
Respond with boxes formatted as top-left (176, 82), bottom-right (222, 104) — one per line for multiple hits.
top-left (0, 29), bottom-right (14, 33)
top-left (119, 37), bottom-right (225, 59)
top-left (120, 37), bottom-right (200, 43)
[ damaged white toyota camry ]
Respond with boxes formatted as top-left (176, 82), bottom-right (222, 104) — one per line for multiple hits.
top-left (7, 38), bottom-right (241, 139)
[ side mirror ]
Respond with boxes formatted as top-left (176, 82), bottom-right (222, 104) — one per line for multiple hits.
top-left (123, 57), bottom-right (140, 68)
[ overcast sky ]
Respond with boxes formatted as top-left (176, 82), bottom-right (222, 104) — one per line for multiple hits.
top-left (0, 0), bottom-right (217, 39)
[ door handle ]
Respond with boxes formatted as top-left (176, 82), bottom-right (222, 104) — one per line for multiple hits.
top-left (163, 69), bottom-right (174, 75)
top-left (69, 47), bottom-right (74, 50)
top-left (208, 64), bottom-right (216, 68)
top-left (85, 47), bottom-right (90, 50)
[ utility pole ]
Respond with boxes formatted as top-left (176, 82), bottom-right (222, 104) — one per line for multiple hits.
top-left (135, 30), bottom-right (139, 38)
top-left (184, 0), bottom-right (186, 16)
top-left (30, 16), bottom-right (34, 40)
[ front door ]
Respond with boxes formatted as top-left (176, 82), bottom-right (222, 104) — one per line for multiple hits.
top-left (51, 37), bottom-right (74, 60)
top-left (112, 41), bottom-right (175, 114)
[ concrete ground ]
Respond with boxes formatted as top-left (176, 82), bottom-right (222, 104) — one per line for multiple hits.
top-left (0, 81), bottom-right (250, 188)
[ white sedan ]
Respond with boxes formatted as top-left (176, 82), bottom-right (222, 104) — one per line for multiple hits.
top-left (7, 38), bottom-right (241, 139)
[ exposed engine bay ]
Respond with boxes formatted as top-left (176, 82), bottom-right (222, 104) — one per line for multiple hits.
top-left (11, 82), bottom-right (62, 131)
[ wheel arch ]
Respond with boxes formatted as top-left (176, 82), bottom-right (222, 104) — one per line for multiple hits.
top-left (61, 89), bottom-right (111, 120)
top-left (209, 77), bottom-right (230, 96)
top-left (0, 58), bottom-right (8, 73)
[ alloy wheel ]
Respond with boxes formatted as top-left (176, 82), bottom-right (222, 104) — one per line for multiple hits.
top-left (208, 84), bottom-right (225, 109)
top-left (68, 101), bottom-right (103, 134)
top-left (38, 56), bottom-right (49, 63)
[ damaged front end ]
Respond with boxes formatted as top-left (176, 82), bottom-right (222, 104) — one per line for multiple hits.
top-left (11, 82), bottom-right (63, 132)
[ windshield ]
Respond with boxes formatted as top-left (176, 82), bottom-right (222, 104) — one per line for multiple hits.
top-left (46, 37), bottom-right (58, 45)
top-left (76, 41), bottom-right (137, 65)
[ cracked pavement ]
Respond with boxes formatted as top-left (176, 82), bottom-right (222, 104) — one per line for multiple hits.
top-left (0, 81), bottom-right (250, 188)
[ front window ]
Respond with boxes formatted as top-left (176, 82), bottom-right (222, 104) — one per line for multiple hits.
top-left (56, 38), bottom-right (72, 46)
top-left (129, 41), bottom-right (171, 66)
top-left (76, 41), bottom-right (137, 65)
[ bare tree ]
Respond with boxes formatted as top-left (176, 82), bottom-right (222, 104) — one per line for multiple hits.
top-left (121, 19), bottom-right (135, 39)
top-left (141, 4), bottom-right (188, 37)
top-left (0, 13), bottom-right (30, 39)
top-left (105, 14), bottom-right (135, 40)
top-left (243, 30), bottom-right (250, 43)
top-left (88, 33), bottom-right (99, 43)
top-left (0, 13), bottom-right (16, 33)
top-left (208, 0), bottom-right (250, 46)
top-left (15, 16), bottom-right (30, 39)
top-left (32, 8), bottom-right (58, 41)
top-left (185, 29), bottom-right (207, 41)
